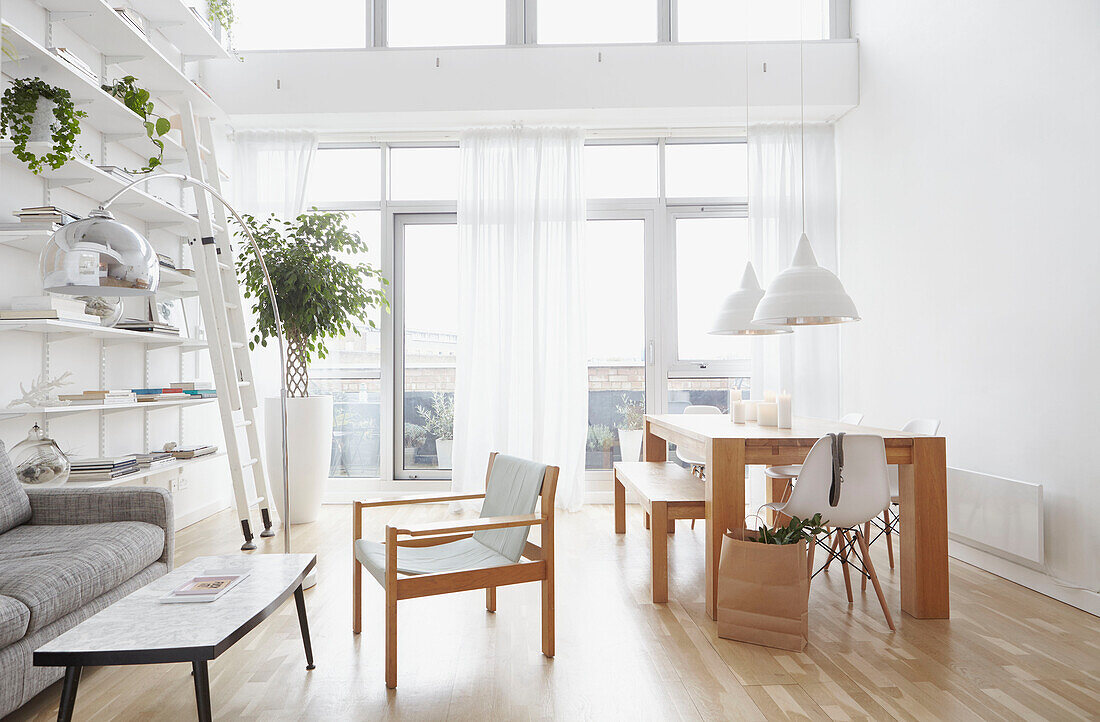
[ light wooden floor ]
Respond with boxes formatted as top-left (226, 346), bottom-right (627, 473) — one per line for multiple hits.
top-left (11, 504), bottom-right (1100, 721)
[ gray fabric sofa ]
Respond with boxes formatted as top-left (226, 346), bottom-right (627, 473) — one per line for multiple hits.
top-left (0, 441), bottom-right (173, 716)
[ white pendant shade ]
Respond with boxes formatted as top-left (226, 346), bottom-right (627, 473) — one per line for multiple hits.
top-left (709, 262), bottom-right (792, 335)
top-left (753, 233), bottom-right (859, 326)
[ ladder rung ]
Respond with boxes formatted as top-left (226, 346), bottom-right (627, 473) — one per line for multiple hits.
top-left (233, 419), bottom-right (252, 428)
top-left (224, 302), bottom-right (239, 309)
top-left (238, 381), bottom-right (251, 387)
top-left (231, 342), bottom-right (245, 349)
top-left (248, 496), bottom-right (264, 507)
top-left (242, 458), bottom-right (258, 467)
top-left (218, 262), bottom-right (230, 271)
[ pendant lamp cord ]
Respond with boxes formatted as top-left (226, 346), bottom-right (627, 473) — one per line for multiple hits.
top-left (800, 0), bottom-right (806, 235)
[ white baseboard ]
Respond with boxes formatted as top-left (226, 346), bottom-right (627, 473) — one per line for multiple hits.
top-left (176, 500), bottom-right (231, 529)
top-left (949, 540), bottom-right (1099, 617)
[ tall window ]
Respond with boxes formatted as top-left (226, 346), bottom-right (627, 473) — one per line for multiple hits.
top-left (234, 0), bottom-right (367, 50)
top-left (677, 0), bottom-right (828, 42)
top-left (388, 0), bottom-right (506, 47)
top-left (537, 0), bottom-right (658, 45)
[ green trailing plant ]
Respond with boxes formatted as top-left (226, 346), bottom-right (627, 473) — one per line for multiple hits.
top-left (101, 76), bottom-right (170, 173)
top-left (403, 423), bottom-right (427, 448)
top-left (208, 0), bottom-right (236, 32)
top-left (753, 513), bottom-right (829, 546)
top-left (235, 210), bottom-right (389, 398)
top-left (1, 77), bottom-right (86, 174)
top-left (587, 424), bottom-right (615, 452)
top-left (416, 393), bottom-right (454, 441)
top-left (616, 394), bottom-right (645, 431)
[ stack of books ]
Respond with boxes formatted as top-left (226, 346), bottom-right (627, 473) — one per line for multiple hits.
top-left (50, 47), bottom-right (98, 84)
top-left (166, 382), bottom-right (217, 399)
top-left (169, 444), bottom-right (217, 460)
top-left (115, 318), bottom-right (180, 335)
top-left (57, 390), bottom-right (137, 406)
top-left (135, 451), bottom-right (175, 469)
top-left (157, 253), bottom-right (177, 270)
top-left (189, 5), bottom-right (214, 32)
top-left (70, 456), bottom-right (140, 482)
top-left (0, 296), bottom-right (100, 325)
top-left (113, 7), bottom-right (146, 36)
top-left (133, 388), bottom-right (184, 403)
top-left (15, 206), bottom-right (80, 225)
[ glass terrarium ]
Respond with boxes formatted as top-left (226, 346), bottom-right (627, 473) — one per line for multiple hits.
top-left (10, 424), bottom-right (70, 486)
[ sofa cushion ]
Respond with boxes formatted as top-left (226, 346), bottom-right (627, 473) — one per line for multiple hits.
top-left (0, 521), bottom-right (164, 633)
top-left (0, 442), bottom-right (31, 536)
top-left (0, 595), bottom-right (29, 648)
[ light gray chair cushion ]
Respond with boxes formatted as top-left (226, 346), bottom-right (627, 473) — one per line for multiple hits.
top-left (0, 521), bottom-right (164, 633)
top-left (473, 454), bottom-right (547, 562)
top-left (354, 537), bottom-right (514, 586)
top-left (0, 442), bottom-right (31, 536)
top-left (0, 596), bottom-right (29, 648)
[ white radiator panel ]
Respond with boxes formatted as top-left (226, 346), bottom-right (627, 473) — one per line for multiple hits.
top-left (947, 467), bottom-right (1044, 567)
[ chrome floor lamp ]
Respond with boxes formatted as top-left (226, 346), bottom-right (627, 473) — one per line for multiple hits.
top-left (41, 172), bottom-right (294, 555)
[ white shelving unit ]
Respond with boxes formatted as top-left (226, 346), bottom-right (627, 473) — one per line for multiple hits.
top-left (64, 450), bottom-right (228, 488)
top-left (0, 319), bottom-right (206, 346)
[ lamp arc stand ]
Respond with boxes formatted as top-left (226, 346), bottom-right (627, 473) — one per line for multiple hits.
top-left (99, 173), bottom-right (295, 563)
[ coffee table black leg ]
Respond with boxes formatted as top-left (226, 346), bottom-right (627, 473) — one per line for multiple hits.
top-left (57, 665), bottom-right (81, 722)
top-left (294, 585), bottom-right (316, 670)
top-left (191, 660), bottom-right (212, 722)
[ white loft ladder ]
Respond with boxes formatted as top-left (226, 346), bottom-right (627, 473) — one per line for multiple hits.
top-left (179, 101), bottom-right (276, 550)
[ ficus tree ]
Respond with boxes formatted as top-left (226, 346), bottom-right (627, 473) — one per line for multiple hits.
top-left (235, 210), bottom-right (389, 397)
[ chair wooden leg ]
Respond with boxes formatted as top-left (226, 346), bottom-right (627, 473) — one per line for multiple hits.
top-left (884, 507), bottom-right (895, 569)
top-left (352, 559), bottom-right (362, 634)
top-left (690, 519), bottom-right (696, 530)
top-left (486, 586), bottom-right (496, 612)
top-left (861, 522), bottom-right (871, 592)
top-left (614, 474), bottom-right (626, 534)
top-left (385, 526), bottom-right (398, 689)
top-left (857, 528), bottom-right (895, 631)
top-left (823, 529), bottom-right (841, 570)
top-left (839, 530), bottom-right (854, 604)
top-left (651, 501), bottom-right (668, 603)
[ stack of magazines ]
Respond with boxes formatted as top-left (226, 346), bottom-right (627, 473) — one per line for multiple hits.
top-left (69, 456), bottom-right (140, 482)
top-left (169, 444), bottom-right (217, 460)
top-left (50, 47), bottom-right (98, 83)
top-left (134, 451), bottom-right (175, 469)
top-left (57, 390), bottom-right (137, 406)
top-left (113, 7), bottom-right (146, 37)
top-left (14, 206), bottom-right (80, 225)
top-left (0, 296), bottom-right (101, 325)
top-left (115, 317), bottom-right (180, 335)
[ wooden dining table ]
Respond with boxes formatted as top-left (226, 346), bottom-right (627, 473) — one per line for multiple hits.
top-left (643, 414), bottom-right (949, 621)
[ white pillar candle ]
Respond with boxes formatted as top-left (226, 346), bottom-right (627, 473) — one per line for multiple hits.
top-left (744, 400), bottom-right (758, 422)
top-left (730, 388), bottom-right (742, 402)
top-left (764, 390), bottom-right (776, 403)
top-left (777, 391), bottom-right (792, 429)
top-left (757, 402), bottom-right (778, 427)
top-left (731, 400), bottom-right (746, 424)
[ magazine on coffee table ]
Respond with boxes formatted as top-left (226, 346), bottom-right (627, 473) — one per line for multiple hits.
top-left (160, 570), bottom-right (250, 604)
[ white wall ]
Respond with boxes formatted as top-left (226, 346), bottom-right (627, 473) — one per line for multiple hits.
top-left (836, 0), bottom-right (1100, 611)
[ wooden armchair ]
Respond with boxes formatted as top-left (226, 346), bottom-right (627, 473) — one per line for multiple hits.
top-left (352, 452), bottom-right (559, 688)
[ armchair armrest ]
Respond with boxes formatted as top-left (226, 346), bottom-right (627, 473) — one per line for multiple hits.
top-left (356, 492), bottom-right (486, 509)
top-left (392, 514), bottom-right (542, 538)
top-left (26, 487), bottom-right (174, 569)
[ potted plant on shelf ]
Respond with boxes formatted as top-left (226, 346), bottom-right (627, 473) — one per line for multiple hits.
top-left (1, 77), bottom-right (86, 174)
top-left (416, 392), bottom-right (454, 468)
top-left (615, 394), bottom-right (645, 462)
top-left (586, 424), bottom-right (615, 469)
top-left (101, 76), bottom-right (171, 173)
top-left (236, 210), bottom-right (388, 523)
top-left (718, 513), bottom-right (828, 652)
top-left (403, 423), bottom-right (426, 468)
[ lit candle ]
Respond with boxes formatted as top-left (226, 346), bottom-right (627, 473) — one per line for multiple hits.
top-left (764, 390), bottom-right (776, 402)
top-left (777, 391), bottom-right (792, 429)
top-left (745, 400), bottom-right (758, 422)
top-left (757, 402), bottom-right (778, 427)
top-left (731, 401), bottom-right (745, 424)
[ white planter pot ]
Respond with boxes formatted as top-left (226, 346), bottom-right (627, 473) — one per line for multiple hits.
top-left (618, 428), bottom-right (644, 462)
top-left (265, 395), bottom-right (333, 525)
top-left (26, 99), bottom-right (58, 143)
top-left (436, 438), bottom-right (453, 468)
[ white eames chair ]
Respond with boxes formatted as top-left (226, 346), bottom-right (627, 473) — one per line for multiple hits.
top-left (763, 412), bottom-right (865, 517)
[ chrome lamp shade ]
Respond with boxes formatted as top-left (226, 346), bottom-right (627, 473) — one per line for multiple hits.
top-left (40, 209), bottom-right (160, 296)
top-left (709, 262), bottom-right (792, 336)
top-left (753, 233), bottom-right (860, 326)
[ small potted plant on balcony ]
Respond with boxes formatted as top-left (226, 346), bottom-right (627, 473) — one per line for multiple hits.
top-left (237, 210), bottom-right (388, 523)
top-left (416, 392), bottom-right (454, 468)
top-left (2, 77), bottom-right (86, 174)
top-left (403, 423), bottom-right (426, 468)
top-left (586, 424), bottom-right (615, 468)
top-left (615, 394), bottom-right (645, 462)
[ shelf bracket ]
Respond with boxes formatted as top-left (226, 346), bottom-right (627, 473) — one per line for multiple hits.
top-left (183, 54), bottom-right (216, 63)
top-left (43, 332), bottom-right (83, 344)
top-left (104, 55), bottom-right (143, 65)
top-left (47, 178), bottom-right (93, 190)
top-left (48, 11), bottom-right (94, 23)
top-left (104, 132), bottom-right (145, 143)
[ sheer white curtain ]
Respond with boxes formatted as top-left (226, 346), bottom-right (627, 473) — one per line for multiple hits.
top-left (749, 123), bottom-right (841, 420)
top-left (453, 127), bottom-right (588, 511)
top-left (232, 129), bottom-right (318, 218)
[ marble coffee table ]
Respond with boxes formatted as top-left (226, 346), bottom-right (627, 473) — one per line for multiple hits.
top-left (34, 553), bottom-right (317, 722)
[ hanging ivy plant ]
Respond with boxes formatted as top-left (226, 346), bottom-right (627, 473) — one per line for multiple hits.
top-left (1, 77), bottom-right (86, 174)
top-left (101, 76), bottom-right (171, 173)
top-left (208, 0), bottom-right (235, 32)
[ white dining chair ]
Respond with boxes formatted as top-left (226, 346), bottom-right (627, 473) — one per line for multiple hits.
top-left (674, 405), bottom-right (720, 530)
top-left (763, 412), bottom-right (865, 510)
top-left (875, 418), bottom-right (941, 568)
top-left (765, 433), bottom-right (895, 630)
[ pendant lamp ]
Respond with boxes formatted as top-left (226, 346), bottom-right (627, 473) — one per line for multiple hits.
top-left (710, 262), bottom-right (792, 335)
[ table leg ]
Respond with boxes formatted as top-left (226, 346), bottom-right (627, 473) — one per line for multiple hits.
top-left (898, 436), bottom-right (950, 618)
top-left (643, 419), bottom-right (667, 462)
top-left (56, 665), bottom-right (81, 722)
top-left (294, 585), bottom-right (317, 670)
top-left (192, 661), bottom-right (212, 722)
top-left (705, 438), bottom-right (745, 619)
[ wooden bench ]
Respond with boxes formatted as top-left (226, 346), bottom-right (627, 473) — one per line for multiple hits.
top-left (613, 462), bottom-right (706, 603)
